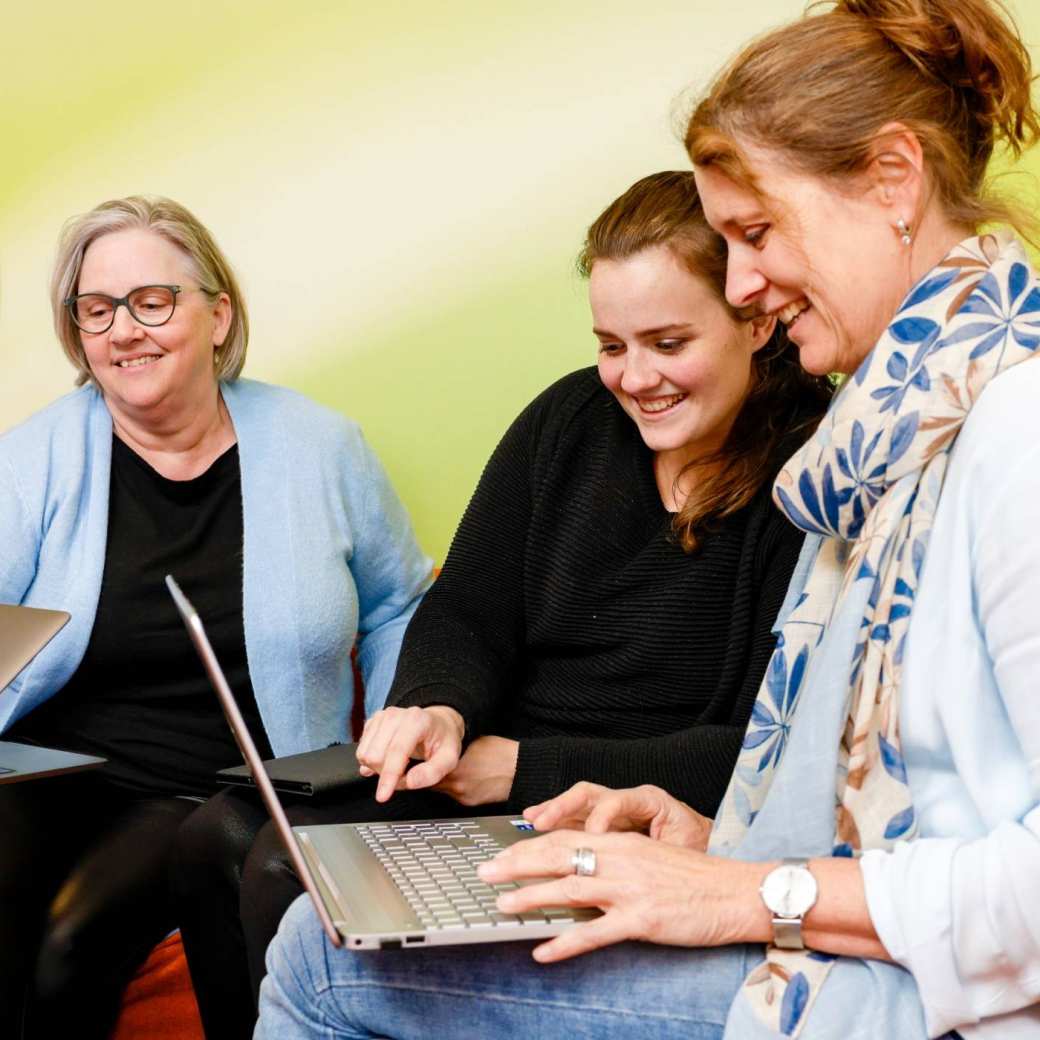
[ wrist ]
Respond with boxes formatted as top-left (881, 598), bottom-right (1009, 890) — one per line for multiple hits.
top-left (426, 704), bottom-right (465, 743)
top-left (731, 860), bottom-right (778, 945)
top-left (758, 858), bottom-right (820, 949)
top-left (503, 738), bottom-right (519, 791)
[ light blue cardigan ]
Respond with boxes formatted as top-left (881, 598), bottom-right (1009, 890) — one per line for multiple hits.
top-left (0, 379), bottom-right (432, 756)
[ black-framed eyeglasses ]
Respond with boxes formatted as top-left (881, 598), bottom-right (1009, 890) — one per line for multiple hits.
top-left (64, 284), bottom-right (209, 334)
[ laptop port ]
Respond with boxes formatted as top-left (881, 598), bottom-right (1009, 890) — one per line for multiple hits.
top-left (404, 935), bottom-right (425, 945)
top-left (379, 939), bottom-right (402, 950)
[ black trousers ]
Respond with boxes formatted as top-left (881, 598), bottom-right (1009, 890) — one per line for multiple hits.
top-left (0, 772), bottom-right (197, 1039)
top-left (172, 779), bottom-right (512, 1040)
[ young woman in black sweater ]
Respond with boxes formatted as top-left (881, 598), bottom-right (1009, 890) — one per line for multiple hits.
top-left (173, 171), bottom-right (833, 1039)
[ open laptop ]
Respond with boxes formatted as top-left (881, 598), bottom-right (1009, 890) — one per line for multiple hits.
top-left (167, 575), bottom-right (599, 951)
top-left (0, 604), bottom-right (107, 783)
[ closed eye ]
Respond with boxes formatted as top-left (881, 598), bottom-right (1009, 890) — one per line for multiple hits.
top-left (655, 339), bottom-right (687, 352)
top-left (744, 225), bottom-right (769, 247)
top-left (597, 341), bottom-right (624, 355)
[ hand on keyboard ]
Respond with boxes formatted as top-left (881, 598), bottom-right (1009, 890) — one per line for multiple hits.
top-left (522, 781), bottom-right (712, 851)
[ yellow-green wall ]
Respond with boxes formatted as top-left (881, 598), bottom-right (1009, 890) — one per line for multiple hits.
top-left (4, 2), bottom-right (1038, 559)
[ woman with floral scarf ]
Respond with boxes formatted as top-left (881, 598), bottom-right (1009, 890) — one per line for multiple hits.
top-left (255, 1), bottom-right (1040, 1037)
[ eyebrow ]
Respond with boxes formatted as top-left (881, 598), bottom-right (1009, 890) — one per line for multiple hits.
top-left (720, 208), bottom-right (768, 231)
top-left (593, 323), bottom-right (694, 339)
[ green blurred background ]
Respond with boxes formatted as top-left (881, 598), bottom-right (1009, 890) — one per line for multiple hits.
top-left (3, 1), bottom-right (1038, 560)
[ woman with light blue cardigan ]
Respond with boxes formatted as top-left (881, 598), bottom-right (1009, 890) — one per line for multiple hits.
top-left (0, 195), bottom-right (431, 1040)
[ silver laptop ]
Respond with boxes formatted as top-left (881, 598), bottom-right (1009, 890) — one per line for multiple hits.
top-left (166, 575), bottom-right (598, 951)
top-left (0, 604), bottom-right (107, 783)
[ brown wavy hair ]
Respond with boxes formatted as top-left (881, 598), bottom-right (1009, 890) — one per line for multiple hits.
top-left (578, 171), bottom-right (833, 552)
top-left (685, 0), bottom-right (1040, 238)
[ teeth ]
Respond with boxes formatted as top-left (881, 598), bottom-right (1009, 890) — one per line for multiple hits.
top-left (778, 300), bottom-right (810, 326)
top-left (638, 394), bottom-right (686, 413)
top-left (116, 356), bottom-right (160, 368)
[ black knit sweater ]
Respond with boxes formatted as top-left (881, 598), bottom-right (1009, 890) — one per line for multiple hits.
top-left (388, 368), bottom-right (805, 816)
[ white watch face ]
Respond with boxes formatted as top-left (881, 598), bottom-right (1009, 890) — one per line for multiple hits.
top-left (761, 864), bottom-right (817, 918)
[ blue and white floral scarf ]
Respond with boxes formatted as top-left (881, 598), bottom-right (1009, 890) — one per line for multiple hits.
top-left (710, 232), bottom-right (1040, 1038)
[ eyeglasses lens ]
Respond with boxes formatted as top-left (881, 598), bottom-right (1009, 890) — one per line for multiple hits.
top-left (72, 295), bottom-right (115, 332)
top-left (128, 286), bottom-right (176, 325)
top-left (72, 286), bottom-right (176, 332)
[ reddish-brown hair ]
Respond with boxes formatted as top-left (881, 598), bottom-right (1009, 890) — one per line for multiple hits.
top-left (685, 0), bottom-right (1040, 234)
top-left (579, 171), bottom-right (832, 552)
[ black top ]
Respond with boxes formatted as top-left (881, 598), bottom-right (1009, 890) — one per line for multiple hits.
top-left (11, 435), bottom-right (272, 797)
top-left (388, 368), bottom-right (806, 816)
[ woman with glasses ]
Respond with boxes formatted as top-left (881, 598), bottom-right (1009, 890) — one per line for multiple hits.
top-left (0, 195), bottom-right (431, 1039)
top-left (257, 0), bottom-right (1040, 1037)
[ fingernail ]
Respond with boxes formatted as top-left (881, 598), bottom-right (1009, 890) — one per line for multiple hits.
top-left (477, 862), bottom-right (497, 880)
top-left (497, 893), bottom-right (517, 911)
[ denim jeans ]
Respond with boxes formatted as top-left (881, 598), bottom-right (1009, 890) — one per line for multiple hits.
top-left (256, 894), bottom-right (761, 1039)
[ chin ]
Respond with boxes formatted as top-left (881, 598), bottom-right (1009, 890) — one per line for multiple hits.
top-left (641, 429), bottom-right (699, 455)
top-left (794, 341), bottom-right (837, 378)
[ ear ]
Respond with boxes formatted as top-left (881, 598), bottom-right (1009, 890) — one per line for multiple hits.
top-left (864, 122), bottom-right (925, 220)
top-left (748, 312), bottom-right (776, 353)
top-left (211, 292), bottom-right (233, 348)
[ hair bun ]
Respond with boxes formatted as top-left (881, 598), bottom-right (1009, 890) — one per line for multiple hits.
top-left (835, 0), bottom-right (1037, 155)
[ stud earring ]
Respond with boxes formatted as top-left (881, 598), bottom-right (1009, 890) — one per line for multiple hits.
top-left (896, 218), bottom-right (913, 246)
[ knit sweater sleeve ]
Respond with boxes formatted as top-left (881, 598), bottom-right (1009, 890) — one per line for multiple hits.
top-left (384, 382), bottom-right (547, 735)
top-left (508, 508), bottom-right (803, 817)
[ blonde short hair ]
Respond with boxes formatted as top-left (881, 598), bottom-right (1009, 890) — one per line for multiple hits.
top-left (51, 195), bottom-right (249, 385)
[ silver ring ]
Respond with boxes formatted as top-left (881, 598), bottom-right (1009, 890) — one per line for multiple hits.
top-left (571, 847), bottom-right (597, 877)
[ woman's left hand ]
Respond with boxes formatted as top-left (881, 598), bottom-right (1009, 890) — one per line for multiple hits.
top-left (477, 829), bottom-right (769, 963)
top-left (432, 735), bottom-right (519, 806)
top-left (523, 781), bottom-right (712, 850)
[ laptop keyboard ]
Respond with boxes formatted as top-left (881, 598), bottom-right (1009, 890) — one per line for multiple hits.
top-left (356, 820), bottom-right (579, 931)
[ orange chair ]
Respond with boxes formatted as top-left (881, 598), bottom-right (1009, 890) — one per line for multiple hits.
top-left (110, 932), bottom-right (203, 1040)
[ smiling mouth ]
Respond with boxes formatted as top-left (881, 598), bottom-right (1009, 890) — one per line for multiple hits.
top-left (114, 355), bottom-right (162, 369)
top-left (777, 299), bottom-right (811, 329)
top-left (635, 393), bottom-right (687, 415)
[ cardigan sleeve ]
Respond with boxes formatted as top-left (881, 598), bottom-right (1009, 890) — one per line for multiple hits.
top-left (859, 377), bottom-right (1040, 1037)
top-left (346, 428), bottom-right (435, 718)
top-left (0, 450), bottom-right (39, 604)
top-left (508, 511), bottom-right (802, 816)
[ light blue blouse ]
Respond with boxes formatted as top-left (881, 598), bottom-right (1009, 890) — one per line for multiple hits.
top-left (856, 360), bottom-right (1040, 1039)
top-left (0, 378), bottom-right (432, 755)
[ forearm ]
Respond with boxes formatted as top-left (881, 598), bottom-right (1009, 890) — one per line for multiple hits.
top-left (724, 856), bottom-right (889, 961)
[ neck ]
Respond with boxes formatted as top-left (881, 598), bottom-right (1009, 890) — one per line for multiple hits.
top-left (906, 206), bottom-right (975, 290)
top-left (654, 445), bottom-right (726, 513)
top-left (107, 382), bottom-right (236, 480)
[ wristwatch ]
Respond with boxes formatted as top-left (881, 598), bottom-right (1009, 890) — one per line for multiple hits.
top-left (759, 858), bottom-right (818, 950)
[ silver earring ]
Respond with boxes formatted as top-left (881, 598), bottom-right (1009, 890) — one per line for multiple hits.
top-left (896, 218), bottom-right (913, 246)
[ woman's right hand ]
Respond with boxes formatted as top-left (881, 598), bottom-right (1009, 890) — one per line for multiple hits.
top-left (356, 705), bottom-right (465, 802)
top-left (522, 781), bottom-right (713, 851)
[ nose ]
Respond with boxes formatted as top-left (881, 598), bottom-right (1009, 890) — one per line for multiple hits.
top-left (725, 246), bottom-right (768, 311)
top-left (108, 302), bottom-right (144, 346)
top-left (620, 348), bottom-right (659, 396)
